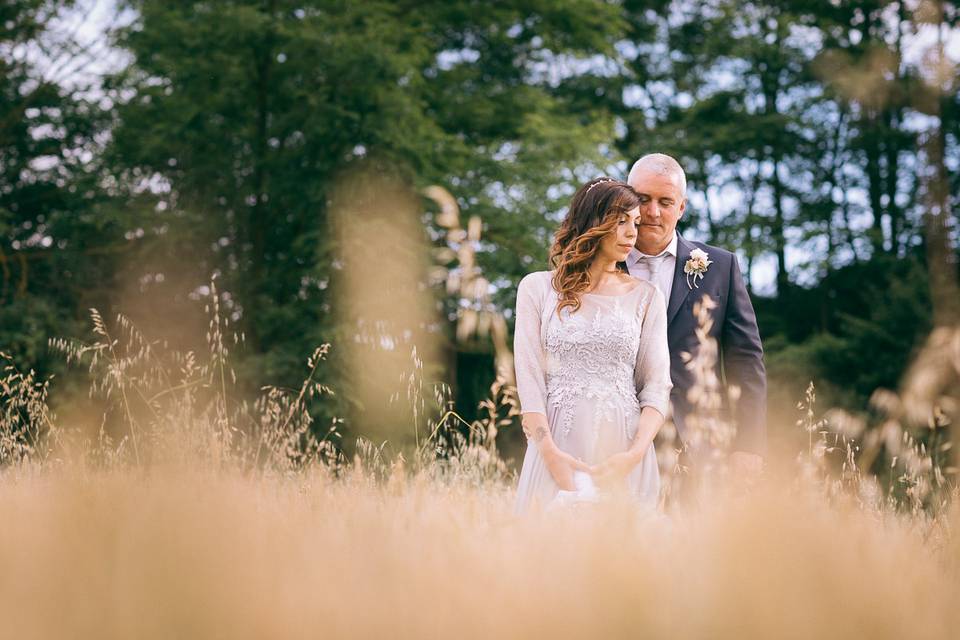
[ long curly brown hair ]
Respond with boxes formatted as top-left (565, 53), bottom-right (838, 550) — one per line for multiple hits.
top-left (550, 177), bottom-right (640, 314)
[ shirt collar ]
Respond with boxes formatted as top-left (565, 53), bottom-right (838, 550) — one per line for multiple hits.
top-left (626, 231), bottom-right (678, 267)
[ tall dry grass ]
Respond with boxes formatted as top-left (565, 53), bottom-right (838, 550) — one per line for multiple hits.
top-left (1, 282), bottom-right (959, 638)
top-left (1, 466), bottom-right (958, 640)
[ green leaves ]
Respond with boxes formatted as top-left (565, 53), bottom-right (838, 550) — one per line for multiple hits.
top-left (3, 0), bottom-right (955, 435)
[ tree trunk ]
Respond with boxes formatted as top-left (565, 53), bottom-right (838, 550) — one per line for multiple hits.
top-left (883, 108), bottom-right (902, 255)
top-left (771, 156), bottom-right (789, 297)
top-left (245, 0), bottom-right (278, 348)
top-left (924, 11), bottom-right (960, 326)
top-left (863, 110), bottom-right (886, 254)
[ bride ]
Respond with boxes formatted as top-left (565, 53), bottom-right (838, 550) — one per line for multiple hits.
top-left (513, 177), bottom-right (672, 513)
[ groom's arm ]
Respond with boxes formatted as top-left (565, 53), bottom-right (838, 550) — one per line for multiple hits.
top-left (720, 254), bottom-right (767, 455)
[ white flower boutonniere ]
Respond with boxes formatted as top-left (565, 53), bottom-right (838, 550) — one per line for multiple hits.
top-left (684, 248), bottom-right (712, 289)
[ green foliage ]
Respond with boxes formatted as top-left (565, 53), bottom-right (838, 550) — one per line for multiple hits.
top-left (2, 0), bottom-right (957, 444)
top-left (761, 254), bottom-right (934, 408)
top-left (0, 0), bottom-right (119, 379)
top-left (95, 0), bottom-right (629, 434)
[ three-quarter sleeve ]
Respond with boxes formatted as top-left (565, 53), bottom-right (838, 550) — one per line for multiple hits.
top-left (513, 273), bottom-right (549, 415)
top-left (634, 286), bottom-right (673, 417)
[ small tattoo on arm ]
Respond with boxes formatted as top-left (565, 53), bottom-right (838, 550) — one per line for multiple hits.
top-left (533, 426), bottom-right (548, 443)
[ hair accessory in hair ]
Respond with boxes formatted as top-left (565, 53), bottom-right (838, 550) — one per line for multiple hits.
top-left (584, 177), bottom-right (615, 195)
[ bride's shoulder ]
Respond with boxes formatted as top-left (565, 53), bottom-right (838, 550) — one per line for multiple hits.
top-left (518, 270), bottom-right (554, 291)
top-left (517, 271), bottom-right (558, 306)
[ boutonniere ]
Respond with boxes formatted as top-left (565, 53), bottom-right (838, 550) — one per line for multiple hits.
top-left (683, 248), bottom-right (712, 289)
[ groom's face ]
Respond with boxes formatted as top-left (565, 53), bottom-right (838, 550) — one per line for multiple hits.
top-left (628, 168), bottom-right (686, 254)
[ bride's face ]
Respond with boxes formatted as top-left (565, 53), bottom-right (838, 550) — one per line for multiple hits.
top-left (598, 206), bottom-right (640, 263)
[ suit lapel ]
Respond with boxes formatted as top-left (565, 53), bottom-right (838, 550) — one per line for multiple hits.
top-left (667, 234), bottom-right (694, 325)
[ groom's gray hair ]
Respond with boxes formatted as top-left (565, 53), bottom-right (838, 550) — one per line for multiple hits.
top-left (628, 153), bottom-right (687, 196)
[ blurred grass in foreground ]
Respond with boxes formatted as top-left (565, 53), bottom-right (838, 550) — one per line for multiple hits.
top-left (1, 261), bottom-right (958, 638)
top-left (0, 464), bottom-right (957, 639)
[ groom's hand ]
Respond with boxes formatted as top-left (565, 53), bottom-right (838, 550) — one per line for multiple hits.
top-left (590, 451), bottom-right (639, 490)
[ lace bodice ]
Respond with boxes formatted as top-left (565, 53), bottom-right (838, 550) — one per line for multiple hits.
top-left (513, 271), bottom-right (672, 431)
top-left (545, 295), bottom-right (644, 437)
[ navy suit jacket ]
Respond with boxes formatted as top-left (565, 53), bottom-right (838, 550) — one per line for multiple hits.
top-left (660, 235), bottom-right (767, 454)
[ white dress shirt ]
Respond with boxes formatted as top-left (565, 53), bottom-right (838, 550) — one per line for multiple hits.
top-left (625, 231), bottom-right (678, 303)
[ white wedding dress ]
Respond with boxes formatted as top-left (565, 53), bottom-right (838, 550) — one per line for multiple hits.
top-left (512, 271), bottom-right (672, 513)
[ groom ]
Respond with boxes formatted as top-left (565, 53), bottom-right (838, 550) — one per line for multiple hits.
top-left (625, 154), bottom-right (766, 474)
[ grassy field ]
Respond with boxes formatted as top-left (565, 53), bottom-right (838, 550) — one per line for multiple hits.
top-left (0, 461), bottom-right (957, 639)
top-left (2, 308), bottom-right (958, 638)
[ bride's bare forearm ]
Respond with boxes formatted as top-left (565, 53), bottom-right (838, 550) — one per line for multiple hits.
top-left (522, 411), bottom-right (582, 490)
top-left (521, 412), bottom-right (557, 453)
top-left (627, 407), bottom-right (664, 462)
